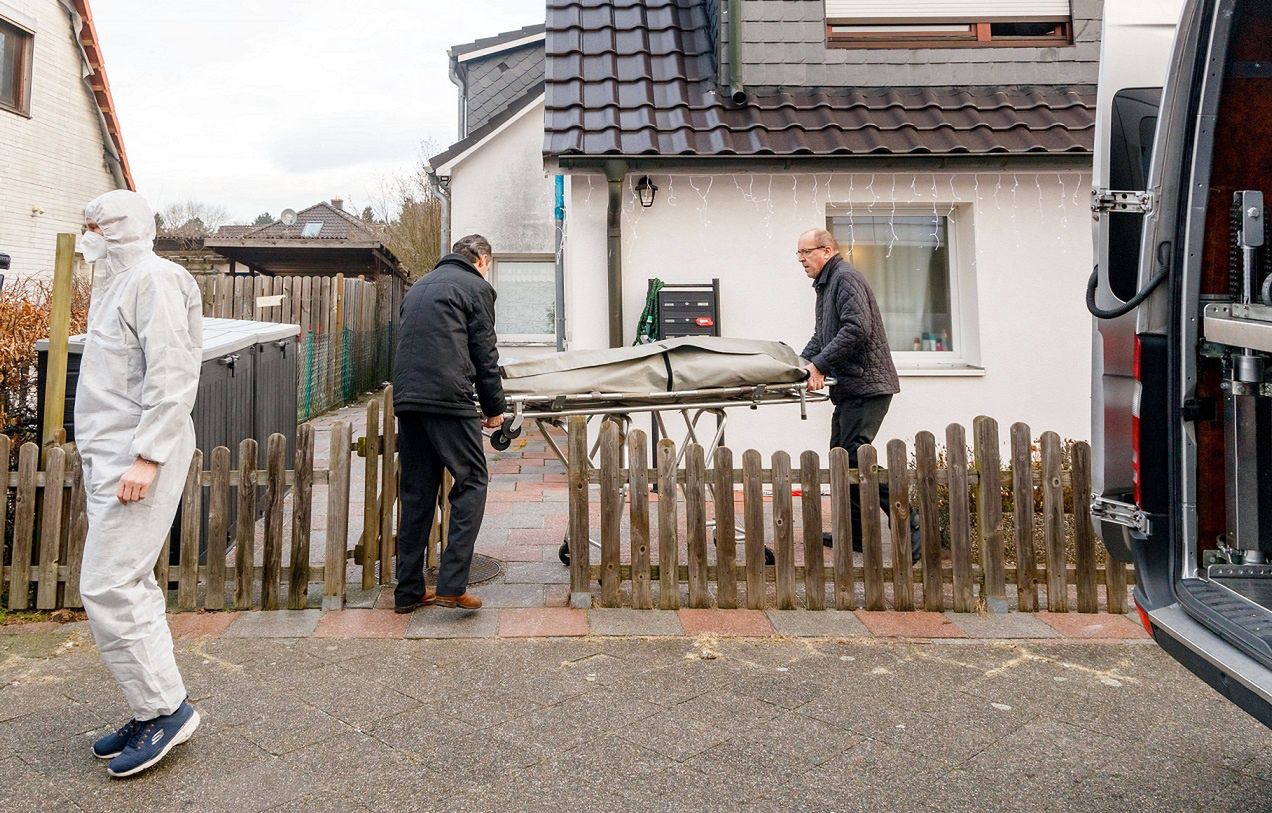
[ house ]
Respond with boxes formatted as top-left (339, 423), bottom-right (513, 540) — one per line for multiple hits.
top-left (0, 0), bottom-right (132, 283)
top-left (428, 24), bottom-right (563, 350)
top-left (434, 1), bottom-right (1101, 454)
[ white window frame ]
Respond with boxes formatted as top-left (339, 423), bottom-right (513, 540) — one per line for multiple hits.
top-left (826, 205), bottom-right (982, 375)
top-left (823, 0), bottom-right (1073, 48)
top-left (491, 254), bottom-right (558, 346)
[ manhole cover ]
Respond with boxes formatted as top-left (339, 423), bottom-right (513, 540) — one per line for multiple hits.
top-left (429, 553), bottom-right (503, 585)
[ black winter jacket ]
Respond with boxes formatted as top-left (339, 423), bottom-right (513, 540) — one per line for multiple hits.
top-left (801, 255), bottom-right (900, 403)
top-left (393, 254), bottom-right (506, 418)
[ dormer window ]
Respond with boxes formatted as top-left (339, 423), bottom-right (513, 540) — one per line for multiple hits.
top-left (825, 1), bottom-right (1073, 48)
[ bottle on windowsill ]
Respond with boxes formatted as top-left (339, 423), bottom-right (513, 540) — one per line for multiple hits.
top-left (912, 336), bottom-right (922, 351)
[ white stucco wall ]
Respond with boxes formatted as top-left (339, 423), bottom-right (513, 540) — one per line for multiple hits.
top-left (448, 98), bottom-right (556, 256)
top-left (0, 0), bottom-right (122, 282)
top-left (563, 168), bottom-right (1094, 456)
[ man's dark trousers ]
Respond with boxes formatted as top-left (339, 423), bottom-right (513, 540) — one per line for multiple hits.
top-left (830, 395), bottom-right (920, 561)
top-left (394, 412), bottom-right (489, 604)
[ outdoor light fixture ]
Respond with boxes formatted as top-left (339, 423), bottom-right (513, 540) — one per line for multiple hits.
top-left (635, 175), bottom-right (658, 208)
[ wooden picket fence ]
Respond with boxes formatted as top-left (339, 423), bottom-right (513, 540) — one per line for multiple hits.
top-left (565, 416), bottom-right (1134, 614)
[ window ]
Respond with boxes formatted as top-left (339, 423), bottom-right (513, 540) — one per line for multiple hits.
top-left (1106, 88), bottom-right (1161, 301)
top-left (824, 1), bottom-right (1072, 48)
top-left (492, 257), bottom-right (556, 344)
top-left (0, 17), bottom-right (33, 116)
top-left (829, 214), bottom-right (967, 362)
top-left (300, 222), bottom-right (323, 237)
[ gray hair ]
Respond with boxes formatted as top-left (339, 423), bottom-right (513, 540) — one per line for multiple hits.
top-left (452, 233), bottom-right (492, 263)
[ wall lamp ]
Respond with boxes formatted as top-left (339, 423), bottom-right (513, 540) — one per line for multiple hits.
top-left (635, 175), bottom-right (658, 208)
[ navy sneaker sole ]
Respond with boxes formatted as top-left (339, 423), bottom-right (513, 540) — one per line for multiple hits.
top-left (106, 710), bottom-right (200, 778)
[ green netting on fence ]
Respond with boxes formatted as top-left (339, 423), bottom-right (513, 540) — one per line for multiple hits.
top-left (297, 327), bottom-right (393, 423)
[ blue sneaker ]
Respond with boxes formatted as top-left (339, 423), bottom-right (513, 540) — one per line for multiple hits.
top-left (106, 700), bottom-right (200, 778)
top-left (92, 718), bottom-right (142, 759)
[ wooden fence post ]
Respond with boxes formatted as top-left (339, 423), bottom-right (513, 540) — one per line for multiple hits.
top-left (974, 416), bottom-right (1008, 613)
top-left (772, 451), bottom-right (796, 610)
top-left (63, 445), bottom-right (88, 609)
top-left (742, 449), bottom-right (766, 610)
top-left (686, 443), bottom-right (710, 609)
top-left (1010, 423), bottom-right (1039, 612)
top-left (713, 446), bottom-right (738, 610)
top-left (858, 444), bottom-right (885, 611)
top-left (361, 397), bottom-right (380, 590)
top-left (289, 424), bottom-right (315, 610)
top-left (567, 416), bottom-right (592, 608)
top-left (177, 452), bottom-right (202, 610)
top-left (1041, 431), bottom-right (1068, 612)
top-left (657, 438), bottom-right (680, 611)
top-left (1106, 558), bottom-right (1129, 614)
top-left (9, 443), bottom-right (37, 610)
top-left (379, 388), bottom-right (397, 586)
top-left (324, 421), bottom-right (352, 610)
top-left (627, 429), bottom-right (653, 609)
top-left (206, 446), bottom-right (231, 610)
top-left (261, 433), bottom-right (286, 610)
top-left (35, 446), bottom-right (65, 609)
top-left (887, 440), bottom-right (914, 612)
top-left (234, 438), bottom-right (259, 610)
top-left (801, 450), bottom-right (825, 611)
top-left (40, 233), bottom-right (76, 451)
top-left (1072, 442), bottom-right (1098, 613)
top-left (946, 424), bottom-right (973, 613)
top-left (599, 420), bottom-right (623, 607)
top-left (915, 432), bottom-right (943, 612)
top-left (829, 447), bottom-right (856, 610)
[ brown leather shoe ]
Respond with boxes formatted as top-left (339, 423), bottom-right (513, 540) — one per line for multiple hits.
top-left (432, 592), bottom-right (482, 610)
top-left (393, 590), bottom-right (436, 614)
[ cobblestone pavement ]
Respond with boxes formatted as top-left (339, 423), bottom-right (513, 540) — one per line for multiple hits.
top-left (1, 630), bottom-right (1268, 812)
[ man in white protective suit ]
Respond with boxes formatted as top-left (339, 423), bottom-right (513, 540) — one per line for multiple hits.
top-left (74, 190), bottom-right (203, 778)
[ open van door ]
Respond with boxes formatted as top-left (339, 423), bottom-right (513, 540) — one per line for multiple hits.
top-left (1092, 0), bottom-right (1272, 726)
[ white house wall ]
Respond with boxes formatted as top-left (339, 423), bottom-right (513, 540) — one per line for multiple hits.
top-left (0, 0), bottom-right (121, 282)
top-left (563, 169), bottom-right (1093, 456)
top-left (448, 99), bottom-right (556, 256)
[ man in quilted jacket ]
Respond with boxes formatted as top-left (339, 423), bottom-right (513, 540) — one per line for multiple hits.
top-left (798, 228), bottom-right (921, 564)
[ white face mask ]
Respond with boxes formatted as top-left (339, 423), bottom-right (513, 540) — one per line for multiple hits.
top-left (78, 231), bottom-right (108, 263)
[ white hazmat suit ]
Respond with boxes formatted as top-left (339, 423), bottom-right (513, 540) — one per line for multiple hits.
top-left (76, 190), bottom-right (202, 720)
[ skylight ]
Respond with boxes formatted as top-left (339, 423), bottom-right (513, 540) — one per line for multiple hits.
top-left (301, 222), bottom-right (323, 237)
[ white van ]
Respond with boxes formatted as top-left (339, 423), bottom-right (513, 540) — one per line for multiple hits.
top-left (1090, 0), bottom-right (1272, 725)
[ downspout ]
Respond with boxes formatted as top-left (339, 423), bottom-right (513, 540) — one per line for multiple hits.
top-left (554, 175), bottom-right (566, 351)
top-left (604, 161), bottom-right (627, 348)
top-left (727, 0), bottom-right (746, 105)
top-left (429, 172), bottom-right (453, 258)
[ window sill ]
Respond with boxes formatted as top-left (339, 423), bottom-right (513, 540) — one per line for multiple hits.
top-left (896, 365), bottom-right (985, 378)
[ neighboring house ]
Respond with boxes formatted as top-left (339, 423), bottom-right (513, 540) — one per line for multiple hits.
top-left (204, 199), bottom-right (405, 280)
top-left (428, 24), bottom-right (563, 350)
top-left (0, 0), bottom-right (131, 283)
top-left (437, 1), bottom-right (1101, 454)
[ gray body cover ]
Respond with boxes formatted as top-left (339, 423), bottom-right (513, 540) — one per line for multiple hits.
top-left (500, 337), bottom-right (808, 401)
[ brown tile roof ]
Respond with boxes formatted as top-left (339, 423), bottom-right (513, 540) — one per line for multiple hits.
top-left (244, 202), bottom-right (382, 242)
top-left (74, 0), bottom-right (134, 189)
top-left (543, 0), bottom-right (1095, 159)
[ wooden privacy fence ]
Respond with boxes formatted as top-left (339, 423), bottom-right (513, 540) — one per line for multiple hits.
top-left (194, 273), bottom-right (403, 421)
top-left (566, 416), bottom-right (1134, 614)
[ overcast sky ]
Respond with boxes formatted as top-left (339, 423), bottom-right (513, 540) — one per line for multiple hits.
top-left (92, 0), bottom-right (544, 223)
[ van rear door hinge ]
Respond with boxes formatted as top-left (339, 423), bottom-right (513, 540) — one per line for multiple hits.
top-left (1091, 188), bottom-right (1156, 216)
top-left (1091, 497), bottom-right (1153, 534)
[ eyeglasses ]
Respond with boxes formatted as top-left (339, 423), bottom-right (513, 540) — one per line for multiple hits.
top-left (796, 246), bottom-right (829, 257)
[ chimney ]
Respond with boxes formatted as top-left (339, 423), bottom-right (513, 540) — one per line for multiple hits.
top-left (330, 197), bottom-right (344, 211)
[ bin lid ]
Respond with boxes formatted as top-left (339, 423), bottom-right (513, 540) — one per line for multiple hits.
top-left (37, 316), bottom-right (301, 362)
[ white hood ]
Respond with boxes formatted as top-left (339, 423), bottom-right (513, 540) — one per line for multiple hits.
top-left (83, 189), bottom-right (158, 277)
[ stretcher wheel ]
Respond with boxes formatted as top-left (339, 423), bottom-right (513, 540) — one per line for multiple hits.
top-left (559, 537), bottom-right (570, 565)
top-left (764, 547), bottom-right (775, 566)
top-left (506, 424), bottom-right (523, 440)
top-left (490, 429), bottom-right (512, 451)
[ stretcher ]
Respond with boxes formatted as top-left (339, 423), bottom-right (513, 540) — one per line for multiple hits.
top-left (486, 337), bottom-right (830, 564)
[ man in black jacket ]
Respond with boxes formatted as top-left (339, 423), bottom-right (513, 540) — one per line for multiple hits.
top-left (798, 228), bottom-right (920, 564)
top-left (392, 234), bottom-right (506, 612)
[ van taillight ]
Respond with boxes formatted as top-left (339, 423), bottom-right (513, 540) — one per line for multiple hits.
top-left (1132, 336), bottom-right (1143, 507)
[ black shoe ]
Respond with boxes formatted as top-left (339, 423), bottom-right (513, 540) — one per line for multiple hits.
top-left (822, 531), bottom-right (864, 553)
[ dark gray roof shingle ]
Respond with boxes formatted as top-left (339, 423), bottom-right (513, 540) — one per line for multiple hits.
top-left (544, 0), bottom-right (1095, 159)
